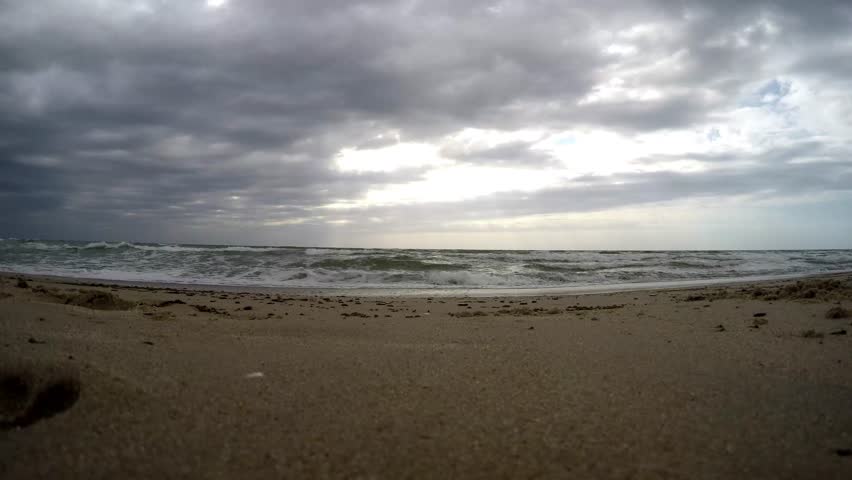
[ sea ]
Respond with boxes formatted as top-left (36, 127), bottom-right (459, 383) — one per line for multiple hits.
top-left (2, 239), bottom-right (851, 292)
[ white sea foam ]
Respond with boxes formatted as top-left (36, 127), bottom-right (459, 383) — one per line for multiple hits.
top-left (2, 241), bottom-right (851, 289)
top-left (81, 241), bottom-right (129, 249)
top-left (75, 242), bottom-right (291, 253)
top-left (425, 270), bottom-right (516, 287)
top-left (305, 248), bottom-right (361, 256)
top-left (19, 242), bottom-right (68, 251)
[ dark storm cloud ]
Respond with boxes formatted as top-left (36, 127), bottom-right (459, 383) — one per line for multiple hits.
top-left (1, 0), bottom-right (850, 243)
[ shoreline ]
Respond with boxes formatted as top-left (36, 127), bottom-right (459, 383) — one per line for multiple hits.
top-left (3, 269), bottom-right (851, 297)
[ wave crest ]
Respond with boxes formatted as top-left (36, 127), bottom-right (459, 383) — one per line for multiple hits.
top-left (2, 241), bottom-right (851, 289)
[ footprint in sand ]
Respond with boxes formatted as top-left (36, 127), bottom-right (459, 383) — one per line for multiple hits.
top-left (0, 366), bottom-right (80, 430)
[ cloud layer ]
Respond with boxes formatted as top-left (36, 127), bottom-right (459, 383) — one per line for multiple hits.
top-left (1, 0), bottom-right (851, 248)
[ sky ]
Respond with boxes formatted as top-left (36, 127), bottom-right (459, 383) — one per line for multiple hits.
top-left (1, 0), bottom-right (851, 249)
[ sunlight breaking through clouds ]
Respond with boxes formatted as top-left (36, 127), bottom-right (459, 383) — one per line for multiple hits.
top-left (335, 142), bottom-right (450, 173)
top-left (1, 0), bottom-right (851, 248)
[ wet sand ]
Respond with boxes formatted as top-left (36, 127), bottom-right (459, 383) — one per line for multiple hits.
top-left (1, 273), bottom-right (851, 478)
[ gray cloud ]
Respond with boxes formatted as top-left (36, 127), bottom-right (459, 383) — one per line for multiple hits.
top-left (440, 140), bottom-right (557, 167)
top-left (320, 145), bottom-right (852, 237)
top-left (1, 0), bottom-right (851, 245)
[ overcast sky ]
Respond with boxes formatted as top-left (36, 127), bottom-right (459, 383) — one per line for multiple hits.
top-left (2, 0), bottom-right (851, 249)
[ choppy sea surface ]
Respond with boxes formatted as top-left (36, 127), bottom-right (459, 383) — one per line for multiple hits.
top-left (1, 239), bottom-right (851, 290)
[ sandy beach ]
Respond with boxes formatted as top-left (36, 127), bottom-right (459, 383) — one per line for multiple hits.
top-left (1, 273), bottom-right (851, 479)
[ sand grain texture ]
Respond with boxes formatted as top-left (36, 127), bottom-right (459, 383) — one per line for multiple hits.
top-left (1, 274), bottom-right (851, 479)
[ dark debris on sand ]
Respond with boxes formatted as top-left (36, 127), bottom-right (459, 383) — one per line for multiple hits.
top-left (689, 278), bottom-right (852, 303)
top-left (191, 304), bottom-right (229, 316)
top-left (800, 329), bottom-right (825, 339)
top-left (156, 299), bottom-right (186, 308)
top-left (825, 306), bottom-right (849, 319)
top-left (749, 278), bottom-right (852, 301)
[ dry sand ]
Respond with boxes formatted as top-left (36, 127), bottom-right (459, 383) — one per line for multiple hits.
top-left (1, 273), bottom-right (851, 479)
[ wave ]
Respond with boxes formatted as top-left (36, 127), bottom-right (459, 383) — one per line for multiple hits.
top-left (305, 247), bottom-right (361, 256)
top-left (523, 262), bottom-right (608, 273)
top-left (425, 270), bottom-right (514, 286)
top-left (800, 256), bottom-right (852, 266)
top-left (664, 260), bottom-right (713, 269)
top-left (312, 256), bottom-right (470, 272)
top-left (2, 241), bottom-right (851, 289)
top-left (88, 242), bottom-right (217, 253)
top-left (8, 240), bottom-right (295, 254)
top-left (5, 241), bottom-right (69, 251)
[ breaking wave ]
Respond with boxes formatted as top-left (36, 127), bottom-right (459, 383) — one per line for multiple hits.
top-left (1, 238), bottom-right (851, 289)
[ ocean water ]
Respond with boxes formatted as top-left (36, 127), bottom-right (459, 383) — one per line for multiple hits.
top-left (1, 239), bottom-right (851, 290)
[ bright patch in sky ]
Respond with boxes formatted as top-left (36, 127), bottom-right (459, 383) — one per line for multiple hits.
top-left (329, 71), bottom-right (850, 210)
top-left (335, 142), bottom-right (450, 173)
top-left (579, 77), bottom-right (664, 104)
top-left (361, 165), bottom-right (563, 206)
top-left (206, 0), bottom-right (228, 9)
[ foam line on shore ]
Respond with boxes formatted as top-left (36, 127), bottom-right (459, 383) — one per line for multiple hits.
top-left (4, 270), bottom-right (850, 298)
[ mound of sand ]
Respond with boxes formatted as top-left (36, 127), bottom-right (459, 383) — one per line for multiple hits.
top-left (26, 285), bottom-right (136, 310)
top-left (62, 290), bottom-right (135, 311)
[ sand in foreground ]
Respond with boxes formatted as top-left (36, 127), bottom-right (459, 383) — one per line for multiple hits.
top-left (1, 274), bottom-right (851, 479)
